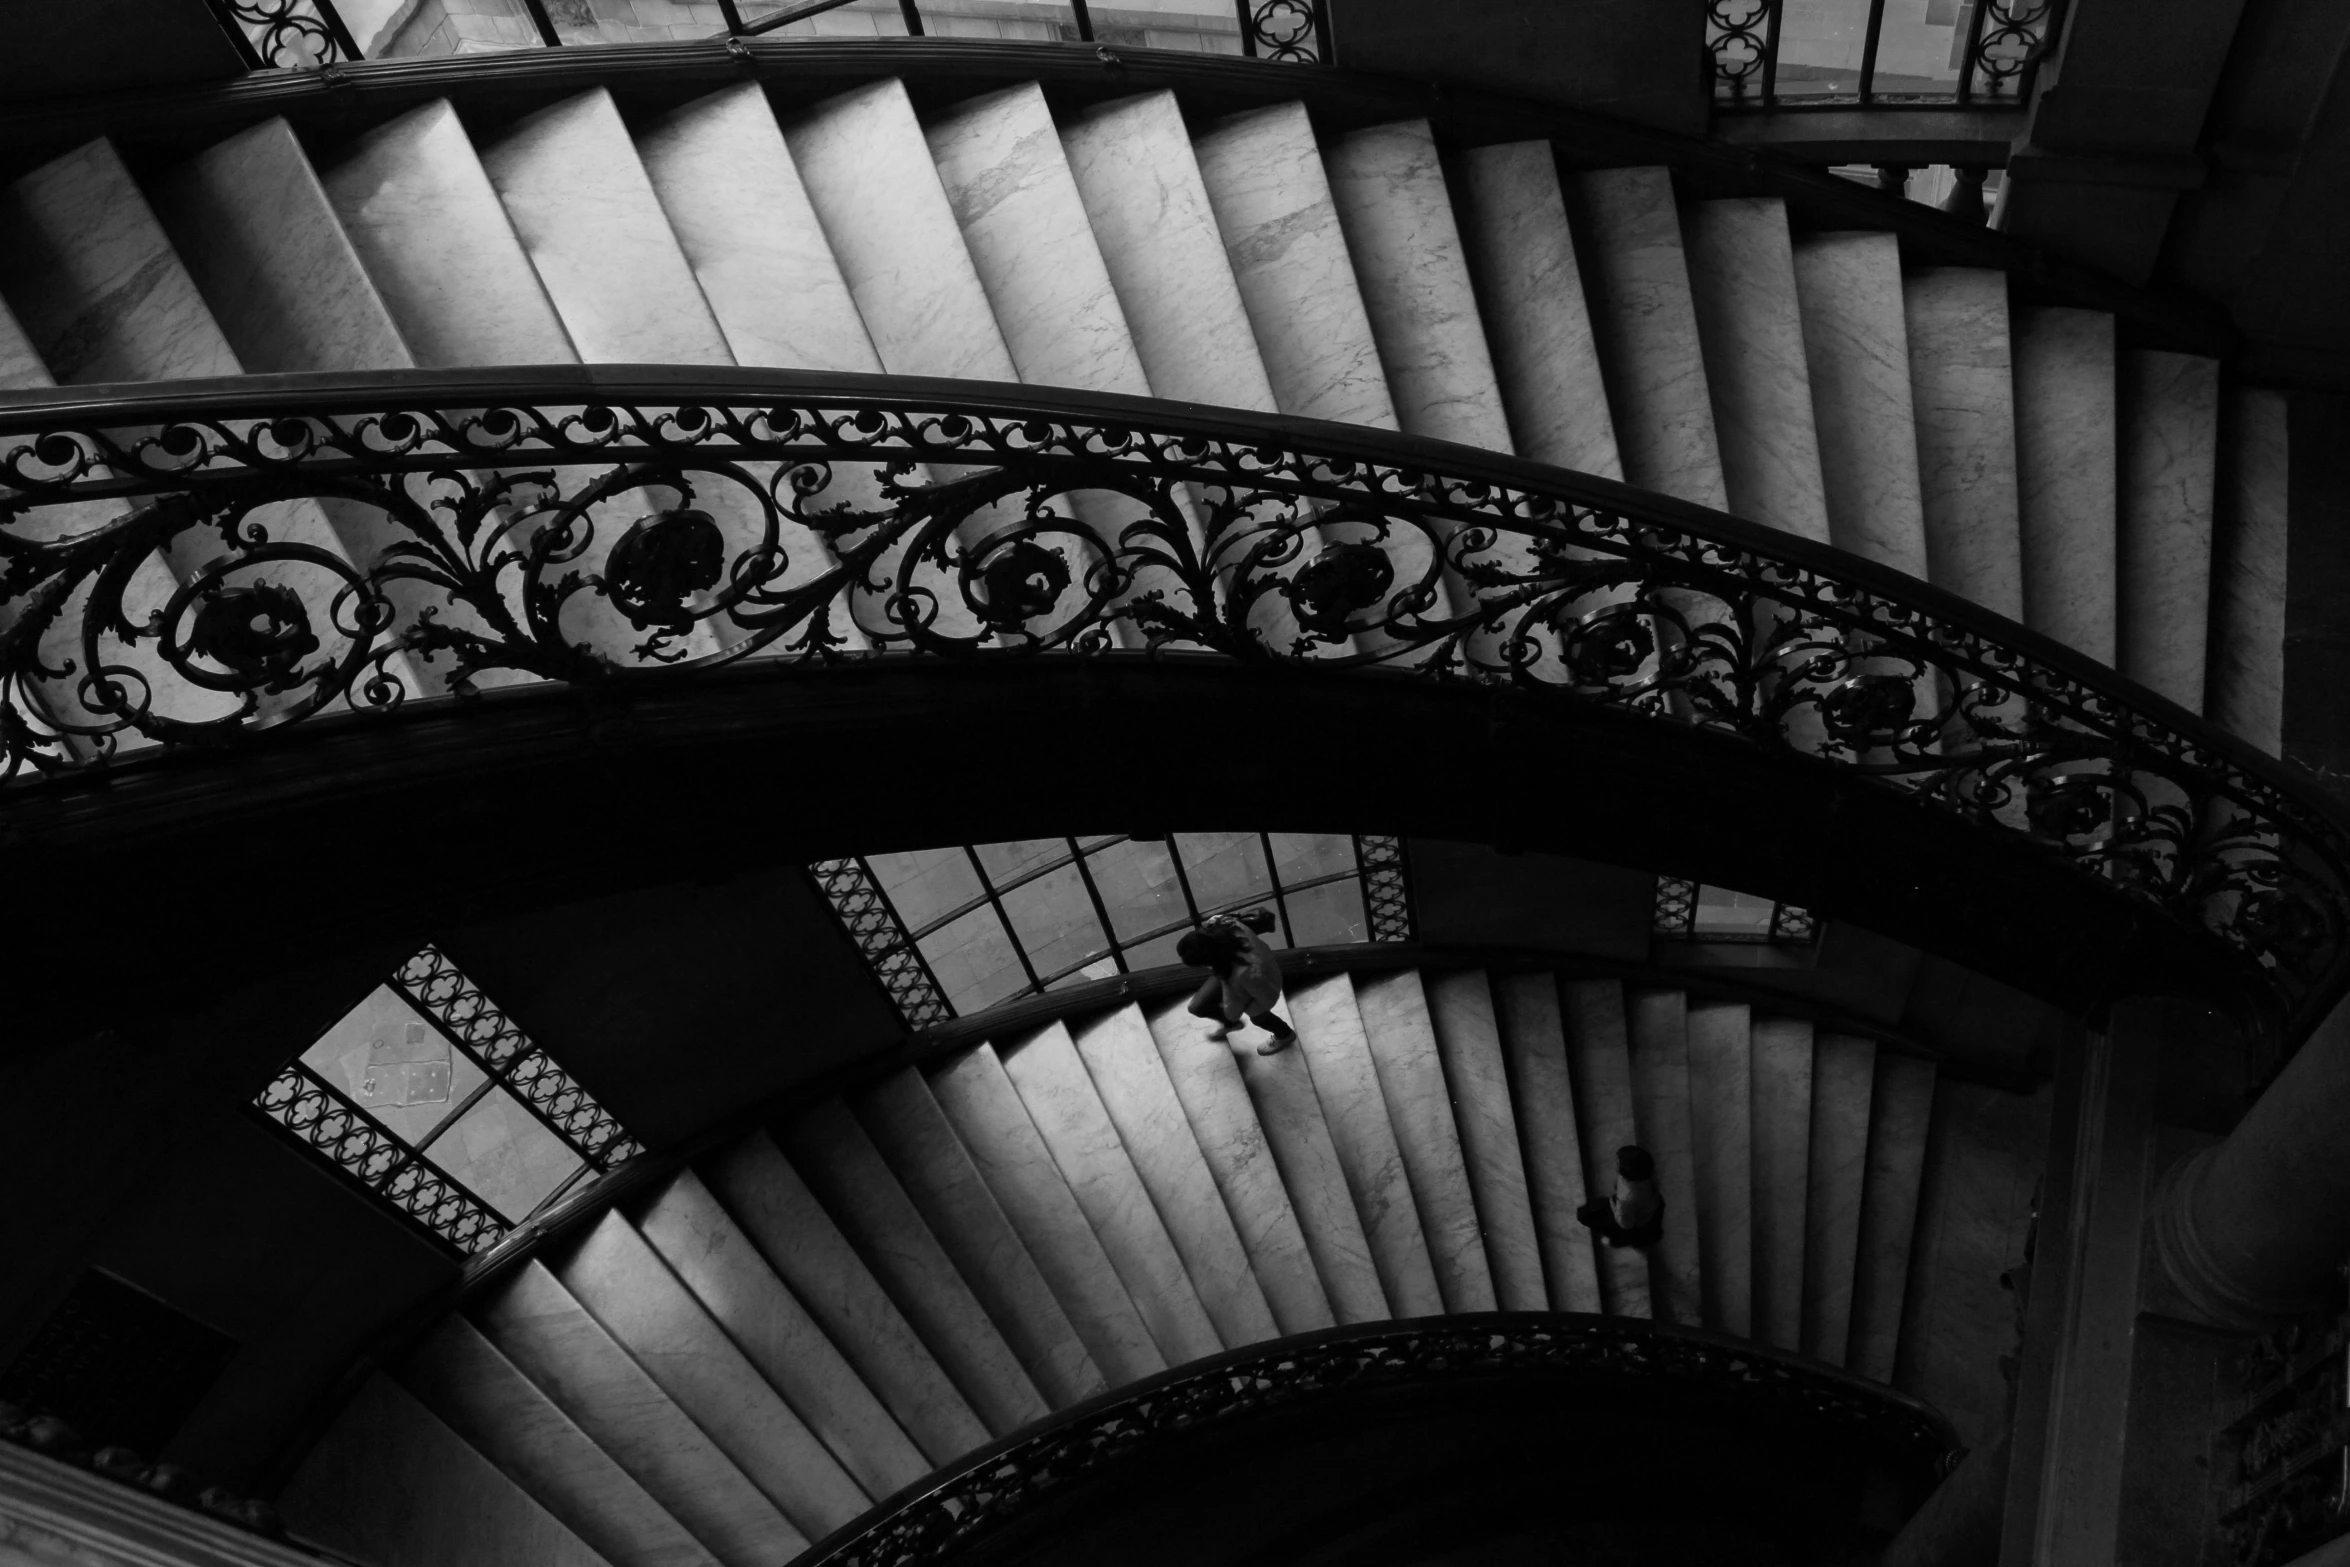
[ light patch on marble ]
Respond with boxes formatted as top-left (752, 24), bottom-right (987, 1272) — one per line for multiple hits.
top-left (632, 1170), bottom-right (929, 1500)
top-left (1495, 973), bottom-right (1602, 1314)
top-left (638, 83), bottom-right (881, 374)
top-left (1071, 1004), bottom-right (1279, 1347)
top-left (1424, 971), bottom-right (1546, 1310)
top-left (846, 1068), bottom-right (1111, 1404)
top-left (1904, 268), bottom-right (2022, 618)
top-left (784, 79), bottom-right (1016, 382)
top-left (553, 1211), bottom-right (869, 1535)
top-left (2208, 388), bottom-right (2287, 751)
top-left (1683, 1001), bottom-right (1753, 1336)
top-left (1458, 141), bottom-right (1620, 478)
top-left (1354, 969), bottom-right (1497, 1314)
top-left (1325, 119), bottom-right (1512, 453)
top-left (0, 137), bottom-right (241, 383)
top-left (150, 117), bottom-right (414, 373)
top-left (1848, 1053), bottom-right (1938, 1385)
top-left (1575, 167), bottom-right (1725, 510)
top-left (2012, 308), bottom-right (2116, 662)
top-left (279, 1373), bottom-right (615, 1567)
top-left (320, 99), bottom-right (577, 368)
top-left (1193, 102), bottom-right (1396, 429)
top-left (1000, 1021), bottom-right (1223, 1364)
top-left (764, 1105), bottom-right (1051, 1437)
top-left (1748, 1016), bottom-right (1813, 1354)
top-left (1626, 987), bottom-right (1704, 1326)
top-left (1792, 232), bottom-right (1925, 575)
top-left (923, 1046), bottom-right (1166, 1385)
top-left (1560, 980), bottom-right (1650, 1317)
top-left (2118, 349), bottom-right (2221, 711)
top-left (473, 1261), bottom-right (803, 1567)
top-left (1144, 999), bottom-right (1336, 1336)
top-left (0, 292), bottom-right (51, 389)
top-left (398, 1316), bottom-right (719, 1567)
top-left (1801, 1034), bottom-right (1876, 1366)
top-left (1684, 198), bottom-right (1828, 541)
top-left (1060, 91), bottom-right (1276, 412)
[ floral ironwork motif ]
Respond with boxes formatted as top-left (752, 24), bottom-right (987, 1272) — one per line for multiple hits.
top-left (249, 1061), bottom-right (509, 1254)
top-left (1968, 0), bottom-right (2061, 97)
top-left (0, 373), bottom-right (2343, 1032)
top-left (795, 1313), bottom-right (1956, 1567)
top-left (205, 0), bottom-right (357, 68)
top-left (1706, 0), bottom-right (1774, 101)
top-left (1240, 0), bottom-right (1328, 63)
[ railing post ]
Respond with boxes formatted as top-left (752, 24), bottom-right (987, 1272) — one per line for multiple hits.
top-left (519, 0), bottom-right (564, 46)
top-left (899, 0), bottom-right (925, 34)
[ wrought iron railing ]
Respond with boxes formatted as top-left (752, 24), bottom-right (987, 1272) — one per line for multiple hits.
top-left (0, 367), bottom-right (2345, 1038)
top-left (1708, 0), bottom-right (2066, 109)
top-left (793, 1312), bottom-right (1958, 1567)
top-left (2221, 1308), bottom-right (2350, 1566)
top-left (201, 0), bottom-right (1330, 72)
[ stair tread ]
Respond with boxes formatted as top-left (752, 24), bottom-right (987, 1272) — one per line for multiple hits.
top-left (2012, 306), bottom-right (2118, 663)
top-left (1560, 980), bottom-right (1651, 1318)
top-left (1849, 1054), bottom-right (1938, 1385)
top-left (1353, 969), bottom-right (1496, 1314)
top-left (1791, 230), bottom-right (1928, 576)
top-left (2118, 348), bottom-right (2221, 712)
top-left (1905, 266), bottom-right (2022, 618)
top-left (1801, 1032), bottom-right (1877, 1367)
top-left (1425, 970), bottom-right (1548, 1312)
top-left (1496, 973), bottom-right (1603, 1315)
top-left (1750, 1016), bottom-right (1815, 1355)
top-left (1684, 196), bottom-right (1829, 541)
top-left (1626, 987), bottom-right (1704, 1325)
top-left (1687, 1000), bottom-right (1755, 1338)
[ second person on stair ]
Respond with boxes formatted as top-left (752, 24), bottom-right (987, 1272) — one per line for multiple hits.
top-left (1178, 909), bottom-right (1297, 1056)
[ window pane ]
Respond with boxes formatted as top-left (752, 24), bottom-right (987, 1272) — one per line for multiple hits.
top-left (917, 904), bottom-right (1032, 1013)
top-left (997, 862), bottom-right (1113, 982)
top-left (868, 847), bottom-right (985, 935)
top-left (974, 838), bottom-right (1073, 888)
top-left (1268, 832), bottom-right (1357, 889)
top-left (1176, 832), bottom-right (1272, 916)
top-left (428, 1088), bottom-right (585, 1222)
top-left (1084, 838), bottom-right (1193, 946)
top-left (302, 985), bottom-right (487, 1147)
top-left (1124, 929), bottom-right (1189, 972)
top-left (1284, 879), bottom-right (1369, 948)
top-left (1872, 0), bottom-right (1967, 94)
top-left (1693, 884), bottom-right (1777, 940)
top-left (1776, 0), bottom-right (1870, 96)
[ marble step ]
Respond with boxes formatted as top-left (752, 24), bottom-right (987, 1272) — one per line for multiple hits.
top-left (473, 1261), bottom-right (806, 1567)
top-left (1750, 1016), bottom-right (1814, 1354)
top-left (697, 1131), bottom-right (994, 1462)
top-left (1071, 1005), bottom-right (1280, 1349)
top-left (925, 1045), bottom-right (1166, 1384)
top-left (1848, 1053), bottom-right (1938, 1384)
top-left (398, 1315), bottom-right (716, 1567)
top-left (1905, 267), bottom-right (2022, 619)
top-left (1143, 999), bottom-right (1337, 1336)
top-left (1493, 972), bottom-right (1602, 1314)
top-left (849, 1067), bottom-right (1110, 1405)
top-left (1685, 999), bottom-right (1754, 1337)
top-left (2210, 387), bottom-right (2288, 752)
top-left (1791, 231), bottom-right (1928, 577)
top-left (1354, 969), bottom-right (1495, 1314)
top-left (1577, 167), bottom-right (1726, 510)
top-left (279, 1373), bottom-right (613, 1567)
top-left (1559, 979), bottom-right (1650, 1317)
top-left (631, 1169), bottom-right (929, 1502)
top-left (2119, 350), bottom-right (2221, 712)
top-left (1684, 197), bottom-right (1828, 541)
top-left (1424, 970), bottom-right (1547, 1311)
top-left (1625, 987), bottom-right (1704, 1326)
top-left (2012, 307), bottom-right (2117, 662)
top-left (766, 1104), bottom-right (1052, 1437)
top-left (551, 1211), bottom-right (871, 1538)
top-left (1801, 1032), bottom-right (1878, 1367)
top-left (1457, 140), bottom-right (1621, 478)
top-left (1000, 1020), bottom-right (1225, 1362)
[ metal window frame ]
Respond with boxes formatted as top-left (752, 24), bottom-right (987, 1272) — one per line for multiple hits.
top-left (1652, 877), bottom-right (1818, 947)
top-left (1709, 0), bottom-right (2064, 109)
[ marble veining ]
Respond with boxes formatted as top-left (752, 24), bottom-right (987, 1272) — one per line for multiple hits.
top-left (2208, 388), bottom-right (2288, 752)
top-left (638, 83), bottom-right (881, 374)
top-left (1792, 232), bottom-right (1926, 575)
top-left (1848, 1054), bottom-right (1938, 1385)
top-left (1684, 198), bottom-right (1828, 540)
top-left (1290, 975), bottom-right (1446, 1317)
top-left (784, 79), bottom-right (1016, 383)
top-left (1625, 987), bottom-right (1704, 1326)
top-left (1326, 119), bottom-right (1513, 453)
top-left (1060, 91), bottom-right (1276, 412)
top-left (631, 1171), bottom-right (929, 1501)
top-left (396, 1318), bottom-right (712, 1567)
top-left (1144, 1000), bottom-right (1336, 1336)
top-left (1424, 972), bottom-right (1546, 1311)
top-left (767, 1106), bottom-right (1052, 1436)
top-left (1684, 1001), bottom-right (1754, 1337)
top-left (2012, 308), bottom-right (2117, 662)
top-left (847, 1069), bottom-right (1111, 1404)
top-left (999, 1022), bottom-right (1223, 1363)
top-left (1459, 141), bottom-right (1621, 478)
top-left (1496, 973), bottom-right (1603, 1314)
top-left (472, 1263), bottom-right (800, 1567)
top-left (1560, 980), bottom-right (1650, 1317)
top-left (698, 1135), bottom-right (991, 1463)
top-left (1801, 1034), bottom-right (1877, 1367)
top-left (1905, 268), bottom-right (2022, 618)
top-left (1748, 1016), bottom-right (1813, 1354)
top-left (553, 1212), bottom-right (869, 1536)
top-left (320, 99), bottom-right (577, 368)
top-left (1576, 167), bottom-right (1726, 510)
top-left (1193, 102), bottom-right (1397, 430)
top-left (1354, 970), bottom-right (1497, 1314)
top-left (924, 1047), bottom-right (1166, 1385)
top-left (2119, 349), bottom-right (2221, 712)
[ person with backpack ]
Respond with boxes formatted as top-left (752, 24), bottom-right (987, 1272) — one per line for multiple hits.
top-left (1176, 906), bottom-right (1297, 1055)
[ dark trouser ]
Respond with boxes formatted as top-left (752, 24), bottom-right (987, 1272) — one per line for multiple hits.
top-left (1576, 1198), bottom-right (1662, 1251)
top-left (1188, 977), bottom-right (1294, 1038)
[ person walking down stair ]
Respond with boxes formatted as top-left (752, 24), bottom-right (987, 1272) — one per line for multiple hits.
top-left (1576, 1145), bottom-right (1664, 1250)
top-left (1178, 908), bottom-right (1298, 1055)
